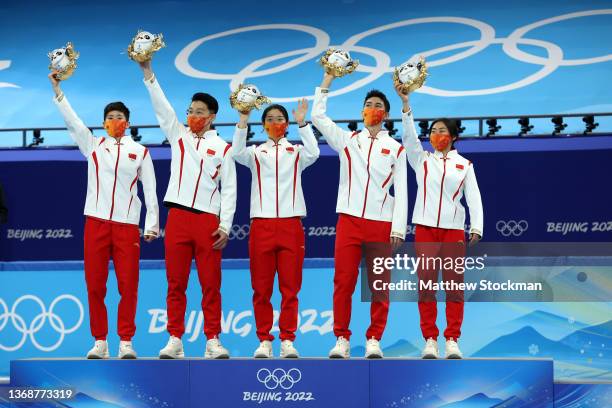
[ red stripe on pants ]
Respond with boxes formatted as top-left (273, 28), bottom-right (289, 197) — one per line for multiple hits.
top-left (164, 208), bottom-right (222, 339)
top-left (414, 224), bottom-right (465, 340)
top-left (84, 216), bottom-right (140, 341)
top-left (249, 217), bottom-right (305, 341)
top-left (333, 213), bottom-right (391, 341)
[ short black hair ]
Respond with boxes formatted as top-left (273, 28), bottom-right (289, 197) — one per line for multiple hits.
top-left (364, 89), bottom-right (390, 112)
top-left (429, 118), bottom-right (460, 146)
top-left (104, 102), bottom-right (130, 121)
top-left (261, 104), bottom-right (289, 123)
top-left (191, 92), bottom-right (219, 114)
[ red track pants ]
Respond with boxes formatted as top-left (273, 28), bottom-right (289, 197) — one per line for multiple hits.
top-left (333, 214), bottom-right (392, 341)
top-left (84, 216), bottom-right (140, 341)
top-left (249, 217), bottom-right (304, 342)
top-left (414, 224), bottom-right (466, 340)
top-left (164, 208), bottom-right (222, 339)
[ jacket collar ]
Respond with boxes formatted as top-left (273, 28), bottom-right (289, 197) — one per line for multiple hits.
top-left (433, 148), bottom-right (459, 159)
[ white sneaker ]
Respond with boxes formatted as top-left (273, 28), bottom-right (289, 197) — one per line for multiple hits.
top-left (118, 341), bottom-right (137, 359)
top-left (254, 340), bottom-right (273, 358)
top-left (205, 337), bottom-right (229, 359)
top-left (329, 336), bottom-right (350, 359)
top-left (86, 340), bottom-right (109, 359)
top-left (159, 336), bottom-right (184, 359)
top-left (365, 337), bottom-right (384, 359)
top-left (280, 340), bottom-right (299, 359)
top-left (445, 338), bottom-right (463, 359)
top-left (422, 338), bottom-right (439, 359)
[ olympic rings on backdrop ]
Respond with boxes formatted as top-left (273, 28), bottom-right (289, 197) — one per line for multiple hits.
top-left (174, 10), bottom-right (612, 100)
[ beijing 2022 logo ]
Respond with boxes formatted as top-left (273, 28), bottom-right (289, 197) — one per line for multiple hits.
top-left (243, 368), bottom-right (315, 403)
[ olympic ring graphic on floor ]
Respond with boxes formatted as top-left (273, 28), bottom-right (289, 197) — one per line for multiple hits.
top-left (0, 294), bottom-right (84, 352)
top-left (175, 10), bottom-right (612, 100)
top-left (229, 224), bottom-right (250, 240)
top-left (496, 220), bottom-right (529, 237)
top-left (257, 368), bottom-right (302, 390)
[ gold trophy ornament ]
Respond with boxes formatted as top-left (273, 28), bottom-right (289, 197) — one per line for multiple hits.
top-left (127, 30), bottom-right (165, 62)
top-left (229, 84), bottom-right (271, 112)
top-left (393, 56), bottom-right (428, 94)
top-left (48, 42), bottom-right (79, 80)
top-left (319, 48), bottom-right (359, 77)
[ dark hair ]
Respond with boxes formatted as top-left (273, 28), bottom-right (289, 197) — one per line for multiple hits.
top-left (363, 89), bottom-right (390, 112)
top-left (191, 92), bottom-right (219, 114)
top-left (261, 104), bottom-right (289, 123)
top-left (104, 102), bottom-right (130, 121)
top-left (429, 118), bottom-right (460, 146)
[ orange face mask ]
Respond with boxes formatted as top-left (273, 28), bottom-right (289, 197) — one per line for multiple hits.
top-left (430, 133), bottom-right (452, 152)
top-left (362, 107), bottom-right (385, 126)
top-left (187, 115), bottom-right (211, 134)
top-left (265, 122), bottom-right (288, 139)
top-left (104, 119), bottom-right (128, 138)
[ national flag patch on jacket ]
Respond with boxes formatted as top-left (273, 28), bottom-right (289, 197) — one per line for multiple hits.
top-left (128, 153), bottom-right (137, 161)
top-left (381, 148), bottom-right (390, 155)
top-left (207, 149), bottom-right (216, 156)
top-left (456, 164), bottom-right (464, 170)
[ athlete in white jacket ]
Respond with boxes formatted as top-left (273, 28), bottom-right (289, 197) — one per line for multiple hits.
top-left (137, 60), bottom-right (236, 359)
top-left (396, 84), bottom-right (483, 360)
top-left (49, 71), bottom-right (159, 360)
top-left (311, 72), bottom-right (408, 359)
top-left (233, 99), bottom-right (319, 359)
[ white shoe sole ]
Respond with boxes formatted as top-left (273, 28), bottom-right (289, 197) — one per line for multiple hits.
top-left (254, 353), bottom-right (272, 358)
top-left (119, 353), bottom-right (137, 359)
top-left (87, 352), bottom-right (110, 359)
top-left (205, 351), bottom-right (229, 359)
top-left (280, 352), bottom-right (299, 359)
top-left (159, 351), bottom-right (185, 359)
top-left (329, 352), bottom-right (349, 359)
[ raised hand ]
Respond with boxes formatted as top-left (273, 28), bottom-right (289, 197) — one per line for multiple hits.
top-left (292, 98), bottom-right (308, 126)
top-left (48, 71), bottom-right (62, 97)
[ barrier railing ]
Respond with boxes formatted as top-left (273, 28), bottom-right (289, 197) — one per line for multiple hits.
top-left (1, 112), bottom-right (611, 148)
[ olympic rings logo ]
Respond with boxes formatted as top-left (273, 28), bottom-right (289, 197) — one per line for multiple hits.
top-left (0, 295), bottom-right (84, 352)
top-left (175, 9), bottom-right (612, 100)
top-left (256, 368), bottom-right (302, 390)
top-left (229, 224), bottom-right (250, 240)
top-left (496, 220), bottom-right (529, 237)
top-left (0, 60), bottom-right (18, 89)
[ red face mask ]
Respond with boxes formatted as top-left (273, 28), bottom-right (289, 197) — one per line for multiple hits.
top-left (362, 107), bottom-right (385, 126)
top-left (187, 115), bottom-right (211, 134)
top-left (430, 133), bottom-right (452, 152)
top-left (104, 119), bottom-right (128, 138)
top-left (265, 122), bottom-right (288, 139)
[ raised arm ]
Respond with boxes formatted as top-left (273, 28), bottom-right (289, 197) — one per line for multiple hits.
top-left (218, 147), bottom-right (237, 237)
top-left (396, 84), bottom-right (425, 170)
top-left (138, 60), bottom-right (186, 144)
top-left (232, 110), bottom-right (255, 167)
top-left (139, 149), bottom-right (160, 240)
top-left (310, 73), bottom-right (350, 152)
top-left (464, 163), bottom-right (484, 242)
top-left (292, 98), bottom-right (319, 168)
top-left (391, 147), bottom-right (408, 241)
top-left (49, 72), bottom-right (96, 156)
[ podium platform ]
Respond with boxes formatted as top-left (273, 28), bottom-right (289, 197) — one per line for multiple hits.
top-left (3, 358), bottom-right (597, 407)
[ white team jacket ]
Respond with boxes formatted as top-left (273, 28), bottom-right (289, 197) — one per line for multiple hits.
top-left (53, 94), bottom-right (159, 235)
top-left (143, 75), bottom-right (236, 233)
top-left (311, 87), bottom-right (408, 239)
top-left (232, 124), bottom-right (320, 218)
top-left (401, 111), bottom-right (484, 236)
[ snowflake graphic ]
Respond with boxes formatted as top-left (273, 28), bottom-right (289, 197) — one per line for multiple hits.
top-left (529, 344), bottom-right (539, 355)
top-left (568, 316), bottom-right (575, 324)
